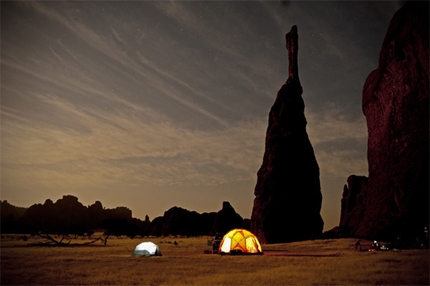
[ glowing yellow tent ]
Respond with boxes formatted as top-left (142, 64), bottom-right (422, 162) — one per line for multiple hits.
top-left (219, 229), bottom-right (263, 254)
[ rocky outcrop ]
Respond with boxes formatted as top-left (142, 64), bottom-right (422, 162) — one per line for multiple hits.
top-left (156, 206), bottom-right (216, 236)
top-left (1, 200), bottom-right (27, 222)
top-left (338, 175), bottom-right (368, 234)
top-left (250, 26), bottom-right (324, 243)
top-left (22, 195), bottom-right (90, 234)
top-left (339, 2), bottom-right (429, 240)
top-left (0, 200), bottom-right (31, 234)
top-left (7, 195), bottom-right (141, 235)
top-left (1, 196), bottom-right (247, 237)
top-left (150, 201), bottom-right (246, 237)
top-left (210, 201), bottom-right (244, 235)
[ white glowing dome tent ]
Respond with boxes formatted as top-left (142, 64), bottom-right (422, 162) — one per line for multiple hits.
top-left (132, 242), bottom-right (162, 256)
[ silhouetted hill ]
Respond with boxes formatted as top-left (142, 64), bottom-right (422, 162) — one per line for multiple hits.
top-left (0, 195), bottom-right (145, 235)
top-left (1, 200), bottom-right (31, 234)
top-left (1, 200), bottom-right (27, 221)
top-left (1, 196), bottom-right (246, 237)
top-left (149, 206), bottom-right (216, 237)
top-left (149, 201), bottom-right (247, 237)
top-left (211, 201), bottom-right (244, 235)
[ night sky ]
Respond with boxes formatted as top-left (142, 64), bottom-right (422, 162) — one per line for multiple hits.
top-left (1, 1), bottom-right (401, 230)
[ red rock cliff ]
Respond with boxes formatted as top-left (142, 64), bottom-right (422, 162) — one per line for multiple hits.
top-left (339, 2), bottom-right (429, 240)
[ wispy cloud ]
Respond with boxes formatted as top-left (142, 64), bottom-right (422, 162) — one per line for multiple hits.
top-left (2, 95), bottom-right (367, 209)
top-left (17, 1), bottom-right (232, 127)
top-left (2, 92), bottom-right (267, 189)
top-left (2, 1), bottom-right (396, 228)
top-left (306, 106), bottom-right (368, 178)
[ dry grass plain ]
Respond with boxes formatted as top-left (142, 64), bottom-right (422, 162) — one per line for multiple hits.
top-left (1, 235), bottom-right (428, 285)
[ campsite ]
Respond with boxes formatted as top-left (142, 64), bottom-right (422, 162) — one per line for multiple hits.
top-left (1, 234), bottom-right (428, 285)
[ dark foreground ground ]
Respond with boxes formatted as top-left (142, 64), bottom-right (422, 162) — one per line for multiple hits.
top-left (1, 235), bottom-right (428, 285)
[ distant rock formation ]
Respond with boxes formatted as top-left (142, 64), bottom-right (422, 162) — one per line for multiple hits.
top-left (0, 200), bottom-right (30, 234)
top-left (149, 201), bottom-right (246, 237)
top-left (1, 200), bottom-right (27, 222)
top-left (152, 206), bottom-right (216, 236)
top-left (338, 2), bottom-right (429, 240)
top-left (1, 196), bottom-right (247, 237)
top-left (338, 175), bottom-right (368, 234)
top-left (1, 195), bottom-right (143, 235)
top-left (250, 26), bottom-right (324, 243)
top-left (210, 201), bottom-right (244, 235)
top-left (22, 195), bottom-right (90, 234)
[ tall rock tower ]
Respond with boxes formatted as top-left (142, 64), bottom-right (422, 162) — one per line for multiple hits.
top-left (339, 2), bottom-right (429, 240)
top-left (250, 26), bottom-right (323, 243)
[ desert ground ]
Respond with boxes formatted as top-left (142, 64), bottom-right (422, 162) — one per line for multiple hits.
top-left (1, 235), bottom-right (428, 285)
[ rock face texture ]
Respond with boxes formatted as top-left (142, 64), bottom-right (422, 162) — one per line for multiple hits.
top-left (339, 2), bottom-right (429, 240)
top-left (250, 26), bottom-right (324, 243)
top-left (338, 175), bottom-right (368, 234)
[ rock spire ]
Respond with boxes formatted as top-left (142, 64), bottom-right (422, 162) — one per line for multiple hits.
top-left (250, 26), bottom-right (324, 243)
